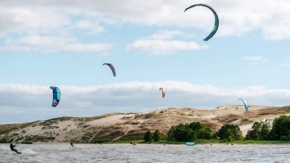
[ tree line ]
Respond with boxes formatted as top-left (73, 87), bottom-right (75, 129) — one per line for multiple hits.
top-left (143, 115), bottom-right (290, 142)
top-left (167, 122), bottom-right (218, 141)
top-left (246, 115), bottom-right (290, 140)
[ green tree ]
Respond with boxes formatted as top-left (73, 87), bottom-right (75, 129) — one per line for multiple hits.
top-left (189, 122), bottom-right (205, 132)
top-left (167, 126), bottom-right (176, 141)
top-left (197, 127), bottom-right (215, 139)
top-left (224, 138), bottom-right (228, 143)
top-left (184, 128), bottom-right (197, 141)
top-left (245, 120), bottom-right (271, 140)
top-left (144, 131), bottom-right (152, 142)
top-left (260, 120), bottom-right (270, 140)
top-left (174, 128), bottom-right (186, 141)
top-left (270, 115), bottom-right (290, 140)
top-left (154, 130), bottom-right (162, 142)
top-left (217, 124), bottom-right (243, 140)
top-left (227, 136), bottom-right (233, 143)
top-left (212, 132), bottom-right (218, 140)
top-left (246, 122), bottom-right (262, 140)
top-left (167, 122), bottom-right (215, 142)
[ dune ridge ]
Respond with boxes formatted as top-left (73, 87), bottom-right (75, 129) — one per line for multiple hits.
top-left (1, 105), bottom-right (289, 143)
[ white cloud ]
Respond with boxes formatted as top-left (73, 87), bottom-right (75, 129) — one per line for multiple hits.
top-left (1, 0), bottom-right (290, 42)
top-left (127, 30), bottom-right (207, 54)
top-left (0, 8), bottom-right (72, 38)
top-left (74, 20), bottom-right (105, 34)
top-left (0, 35), bottom-right (112, 53)
top-left (1, 81), bottom-right (290, 123)
top-left (148, 30), bottom-right (184, 40)
top-left (281, 63), bottom-right (290, 67)
top-left (242, 56), bottom-right (266, 62)
top-left (62, 43), bottom-right (112, 52)
top-left (5, 35), bottom-right (77, 47)
top-left (127, 39), bottom-right (208, 54)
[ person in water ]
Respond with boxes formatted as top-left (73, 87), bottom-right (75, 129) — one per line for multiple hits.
top-left (71, 142), bottom-right (74, 147)
top-left (10, 142), bottom-right (21, 154)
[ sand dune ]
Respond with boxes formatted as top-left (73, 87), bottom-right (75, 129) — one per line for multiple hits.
top-left (1, 105), bottom-right (289, 142)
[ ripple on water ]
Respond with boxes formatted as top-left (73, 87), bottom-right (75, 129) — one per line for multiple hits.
top-left (1, 144), bottom-right (290, 162)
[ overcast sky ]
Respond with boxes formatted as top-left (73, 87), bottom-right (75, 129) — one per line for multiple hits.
top-left (1, 0), bottom-right (290, 123)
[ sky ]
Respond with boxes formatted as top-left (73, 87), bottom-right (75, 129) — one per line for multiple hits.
top-left (1, 0), bottom-right (290, 123)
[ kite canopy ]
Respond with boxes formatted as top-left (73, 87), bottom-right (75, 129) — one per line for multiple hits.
top-left (239, 98), bottom-right (248, 113)
top-left (159, 88), bottom-right (165, 98)
top-left (50, 86), bottom-right (61, 107)
top-left (184, 4), bottom-right (219, 41)
top-left (103, 63), bottom-right (116, 77)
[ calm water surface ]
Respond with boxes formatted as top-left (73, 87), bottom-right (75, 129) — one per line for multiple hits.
top-left (1, 144), bottom-right (290, 163)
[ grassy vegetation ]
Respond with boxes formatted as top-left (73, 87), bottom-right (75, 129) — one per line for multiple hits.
top-left (283, 109), bottom-right (290, 114)
top-left (232, 140), bottom-right (290, 144)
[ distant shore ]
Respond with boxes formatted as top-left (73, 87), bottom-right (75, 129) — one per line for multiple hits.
top-left (3, 141), bottom-right (290, 146)
top-left (5, 140), bottom-right (290, 145)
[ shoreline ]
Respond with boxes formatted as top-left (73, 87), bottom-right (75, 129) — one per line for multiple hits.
top-left (3, 142), bottom-right (290, 146)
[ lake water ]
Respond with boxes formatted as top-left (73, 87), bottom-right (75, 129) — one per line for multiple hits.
top-left (1, 144), bottom-right (290, 162)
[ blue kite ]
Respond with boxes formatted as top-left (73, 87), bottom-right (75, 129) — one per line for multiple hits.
top-left (239, 98), bottom-right (248, 113)
top-left (103, 63), bottom-right (116, 77)
top-left (50, 86), bottom-right (61, 107)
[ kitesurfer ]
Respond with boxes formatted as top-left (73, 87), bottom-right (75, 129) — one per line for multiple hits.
top-left (10, 142), bottom-right (21, 154)
top-left (71, 142), bottom-right (74, 147)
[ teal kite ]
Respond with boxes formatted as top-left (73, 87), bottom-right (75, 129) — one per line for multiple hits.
top-left (184, 4), bottom-right (219, 41)
top-left (239, 98), bottom-right (248, 113)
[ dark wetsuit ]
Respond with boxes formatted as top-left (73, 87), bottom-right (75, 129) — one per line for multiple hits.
top-left (71, 142), bottom-right (74, 147)
top-left (10, 143), bottom-right (21, 154)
